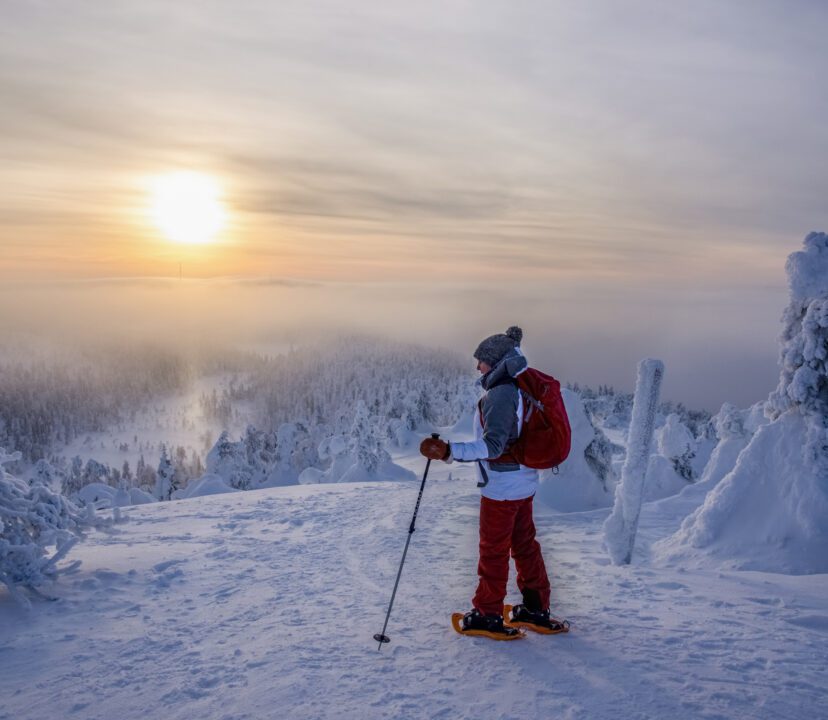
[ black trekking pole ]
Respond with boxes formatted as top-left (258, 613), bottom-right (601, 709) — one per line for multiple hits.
top-left (373, 433), bottom-right (440, 650)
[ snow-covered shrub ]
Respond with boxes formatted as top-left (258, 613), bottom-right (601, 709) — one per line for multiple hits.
top-left (174, 473), bottom-right (239, 499)
top-left (0, 448), bottom-right (107, 607)
top-left (77, 482), bottom-right (117, 508)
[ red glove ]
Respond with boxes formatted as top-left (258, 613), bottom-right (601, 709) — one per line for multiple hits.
top-left (420, 437), bottom-right (451, 461)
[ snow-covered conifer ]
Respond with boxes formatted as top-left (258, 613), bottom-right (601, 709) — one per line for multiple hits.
top-left (657, 234), bottom-right (828, 573)
top-left (205, 431), bottom-right (252, 490)
top-left (767, 231), bottom-right (828, 477)
top-left (657, 414), bottom-right (696, 482)
top-left (584, 424), bottom-right (615, 492)
top-left (349, 400), bottom-right (389, 476)
top-left (82, 459), bottom-right (109, 488)
top-left (155, 445), bottom-right (176, 500)
top-left (30, 459), bottom-right (62, 490)
top-left (0, 448), bottom-right (106, 607)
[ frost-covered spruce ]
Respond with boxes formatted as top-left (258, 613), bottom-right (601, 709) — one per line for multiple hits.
top-left (657, 414), bottom-right (696, 482)
top-left (642, 413), bottom-right (697, 502)
top-left (656, 233), bottom-right (828, 573)
top-left (204, 431), bottom-right (253, 491)
top-left (695, 403), bottom-right (752, 490)
top-left (348, 400), bottom-right (390, 477)
top-left (603, 358), bottom-right (664, 565)
top-left (29, 458), bottom-right (64, 490)
top-left (584, 424), bottom-right (615, 493)
top-left (767, 231), bottom-right (828, 478)
top-left (0, 448), bottom-right (106, 607)
top-left (155, 445), bottom-right (177, 500)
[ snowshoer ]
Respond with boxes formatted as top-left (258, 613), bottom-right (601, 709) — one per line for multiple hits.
top-left (420, 326), bottom-right (567, 638)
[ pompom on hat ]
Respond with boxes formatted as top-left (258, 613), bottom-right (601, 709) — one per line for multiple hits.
top-left (473, 326), bottom-right (523, 367)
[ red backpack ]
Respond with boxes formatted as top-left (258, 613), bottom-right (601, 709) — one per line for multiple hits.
top-left (484, 368), bottom-right (572, 471)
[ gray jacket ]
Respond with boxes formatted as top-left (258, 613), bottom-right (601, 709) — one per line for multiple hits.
top-left (478, 348), bottom-right (527, 459)
top-left (451, 347), bottom-right (527, 465)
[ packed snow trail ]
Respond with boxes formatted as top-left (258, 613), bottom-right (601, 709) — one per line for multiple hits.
top-left (1, 459), bottom-right (826, 720)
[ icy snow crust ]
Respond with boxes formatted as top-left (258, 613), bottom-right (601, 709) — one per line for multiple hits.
top-left (1, 459), bottom-right (825, 720)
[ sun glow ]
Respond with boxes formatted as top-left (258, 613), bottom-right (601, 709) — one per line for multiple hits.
top-left (149, 171), bottom-right (226, 244)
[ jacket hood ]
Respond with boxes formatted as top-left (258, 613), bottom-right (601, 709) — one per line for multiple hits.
top-left (479, 347), bottom-right (527, 390)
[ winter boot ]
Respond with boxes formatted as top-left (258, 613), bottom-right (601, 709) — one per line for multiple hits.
top-left (505, 604), bottom-right (570, 634)
top-left (451, 609), bottom-right (524, 640)
top-left (506, 591), bottom-right (570, 634)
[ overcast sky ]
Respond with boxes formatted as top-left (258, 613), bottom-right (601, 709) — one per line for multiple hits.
top-left (1, 1), bottom-right (826, 408)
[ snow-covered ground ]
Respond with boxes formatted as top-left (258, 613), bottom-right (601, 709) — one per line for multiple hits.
top-left (1, 448), bottom-right (825, 720)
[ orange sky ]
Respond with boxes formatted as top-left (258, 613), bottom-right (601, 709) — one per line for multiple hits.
top-left (1, 2), bottom-right (825, 287)
top-left (2, 2), bottom-right (826, 407)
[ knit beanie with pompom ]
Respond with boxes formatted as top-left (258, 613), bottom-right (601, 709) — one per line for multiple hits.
top-left (473, 326), bottom-right (523, 367)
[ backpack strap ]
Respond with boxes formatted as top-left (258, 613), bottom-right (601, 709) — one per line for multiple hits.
top-left (477, 391), bottom-right (521, 472)
top-left (476, 460), bottom-right (489, 488)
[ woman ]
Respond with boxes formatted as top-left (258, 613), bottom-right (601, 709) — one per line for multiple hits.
top-left (420, 326), bottom-right (561, 637)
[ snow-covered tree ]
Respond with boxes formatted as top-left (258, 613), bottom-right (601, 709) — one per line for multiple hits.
top-left (155, 445), bottom-right (176, 500)
top-left (348, 400), bottom-right (389, 476)
top-left (657, 414), bottom-right (696, 482)
top-left (657, 233), bottom-right (828, 573)
top-left (767, 231), bottom-right (828, 477)
top-left (678, 402), bottom-right (753, 497)
top-left (29, 458), bottom-right (63, 490)
top-left (205, 431), bottom-right (253, 490)
top-left (584, 422), bottom-right (616, 493)
top-left (0, 448), bottom-right (107, 607)
top-left (82, 458), bottom-right (109, 487)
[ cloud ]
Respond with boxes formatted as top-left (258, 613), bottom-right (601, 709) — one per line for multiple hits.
top-left (0, 1), bottom-right (823, 407)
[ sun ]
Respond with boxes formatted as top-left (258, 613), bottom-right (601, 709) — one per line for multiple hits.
top-left (149, 171), bottom-right (226, 244)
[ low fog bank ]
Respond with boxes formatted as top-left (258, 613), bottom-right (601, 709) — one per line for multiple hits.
top-left (0, 277), bottom-right (783, 410)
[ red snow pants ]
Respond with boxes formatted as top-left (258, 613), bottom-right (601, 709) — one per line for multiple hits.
top-left (472, 494), bottom-right (551, 616)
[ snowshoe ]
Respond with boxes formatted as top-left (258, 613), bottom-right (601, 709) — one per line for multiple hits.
top-left (504, 603), bottom-right (570, 635)
top-left (451, 609), bottom-right (525, 641)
